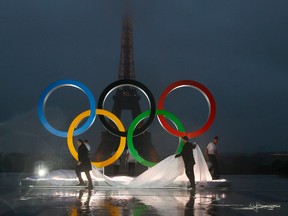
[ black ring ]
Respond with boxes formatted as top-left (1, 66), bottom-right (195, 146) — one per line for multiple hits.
top-left (97, 79), bottom-right (156, 137)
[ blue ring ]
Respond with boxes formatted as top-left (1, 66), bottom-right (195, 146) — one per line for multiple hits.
top-left (38, 79), bottom-right (96, 137)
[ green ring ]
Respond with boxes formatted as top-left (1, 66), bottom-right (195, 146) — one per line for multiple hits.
top-left (127, 109), bottom-right (185, 167)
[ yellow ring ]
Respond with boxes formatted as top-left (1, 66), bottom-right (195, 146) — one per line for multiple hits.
top-left (67, 109), bottom-right (126, 168)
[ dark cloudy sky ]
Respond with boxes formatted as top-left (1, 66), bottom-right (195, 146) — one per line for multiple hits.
top-left (0, 0), bottom-right (288, 158)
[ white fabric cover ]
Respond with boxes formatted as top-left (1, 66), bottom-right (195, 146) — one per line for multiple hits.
top-left (41, 146), bottom-right (212, 188)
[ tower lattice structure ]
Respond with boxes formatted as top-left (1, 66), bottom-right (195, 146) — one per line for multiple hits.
top-left (94, 15), bottom-right (159, 173)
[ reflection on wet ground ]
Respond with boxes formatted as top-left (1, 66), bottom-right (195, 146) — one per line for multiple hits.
top-left (0, 175), bottom-right (287, 215)
top-left (7, 187), bottom-right (227, 216)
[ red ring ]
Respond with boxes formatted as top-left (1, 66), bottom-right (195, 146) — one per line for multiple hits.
top-left (157, 80), bottom-right (216, 138)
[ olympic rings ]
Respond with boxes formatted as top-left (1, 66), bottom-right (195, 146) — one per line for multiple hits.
top-left (39, 79), bottom-right (216, 168)
top-left (157, 80), bottom-right (216, 138)
top-left (127, 109), bottom-right (185, 167)
top-left (38, 80), bottom-right (96, 137)
top-left (67, 109), bottom-right (126, 168)
top-left (97, 79), bottom-right (156, 137)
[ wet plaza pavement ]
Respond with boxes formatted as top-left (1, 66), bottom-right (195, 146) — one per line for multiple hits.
top-left (0, 175), bottom-right (287, 216)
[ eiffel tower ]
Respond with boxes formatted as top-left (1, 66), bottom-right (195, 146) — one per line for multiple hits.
top-left (94, 15), bottom-right (159, 171)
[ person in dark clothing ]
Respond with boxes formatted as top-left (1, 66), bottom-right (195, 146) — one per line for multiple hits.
top-left (175, 136), bottom-right (197, 190)
top-left (75, 139), bottom-right (93, 189)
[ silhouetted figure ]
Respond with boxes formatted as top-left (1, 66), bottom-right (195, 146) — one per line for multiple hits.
top-left (111, 148), bottom-right (121, 176)
top-left (75, 139), bottom-right (93, 189)
top-left (175, 136), bottom-right (197, 190)
top-left (126, 148), bottom-right (136, 176)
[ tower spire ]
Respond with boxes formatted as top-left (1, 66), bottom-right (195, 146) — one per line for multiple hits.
top-left (118, 15), bottom-right (135, 80)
